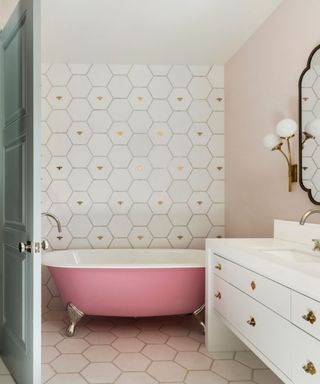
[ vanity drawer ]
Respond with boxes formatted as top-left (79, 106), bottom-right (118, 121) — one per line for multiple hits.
top-left (213, 275), bottom-right (229, 319)
top-left (292, 291), bottom-right (320, 341)
top-left (292, 325), bottom-right (320, 384)
top-left (213, 254), bottom-right (291, 319)
top-left (227, 283), bottom-right (292, 378)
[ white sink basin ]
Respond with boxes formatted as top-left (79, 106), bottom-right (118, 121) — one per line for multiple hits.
top-left (262, 249), bottom-right (320, 263)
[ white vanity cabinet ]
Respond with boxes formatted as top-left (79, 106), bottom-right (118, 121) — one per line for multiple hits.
top-left (208, 250), bottom-right (320, 384)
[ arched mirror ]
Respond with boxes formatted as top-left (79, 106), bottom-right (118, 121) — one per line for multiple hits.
top-left (299, 44), bottom-right (320, 204)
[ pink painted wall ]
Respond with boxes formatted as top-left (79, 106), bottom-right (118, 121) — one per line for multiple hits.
top-left (225, 0), bottom-right (320, 238)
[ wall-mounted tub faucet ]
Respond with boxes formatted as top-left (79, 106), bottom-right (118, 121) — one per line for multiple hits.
top-left (42, 212), bottom-right (62, 233)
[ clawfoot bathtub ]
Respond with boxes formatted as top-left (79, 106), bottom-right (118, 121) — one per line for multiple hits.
top-left (42, 249), bottom-right (205, 336)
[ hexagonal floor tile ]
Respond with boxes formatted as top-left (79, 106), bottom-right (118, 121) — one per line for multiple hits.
top-left (115, 372), bottom-right (157, 384)
top-left (113, 338), bottom-right (145, 352)
top-left (167, 336), bottom-right (200, 351)
top-left (51, 354), bottom-right (88, 373)
top-left (114, 353), bottom-right (150, 372)
top-left (46, 373), bottom-right (87, 384)
top-left (56, 338), bottom-right (89, 354)
top-left (84, 332), bottom-right (116, 345)
top-left (83, 345), bottom-right (119, 362)
top-left (138, 331), bottom-right (168, 344)
top-left (175, 351), bottom-right (212, 370)
top-left (235, 351), bottom-right (267, 369)
top-left (185, 370), bottom-right (227, 384)
top-left (142, 344), bottom-right (176, 361)
top-left (147, 361), bottom-right (186, 382)
top-left (212, 359), bottom-right (252, 381)
top-left (82, 362), bottom-right (121, 383)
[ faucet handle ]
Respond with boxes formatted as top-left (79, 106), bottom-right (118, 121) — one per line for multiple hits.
top-left (312, 239), bottom-right (320, 252)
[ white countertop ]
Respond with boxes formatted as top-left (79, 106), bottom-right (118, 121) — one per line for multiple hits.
top-left (206, 236), bottom-right (320, 303)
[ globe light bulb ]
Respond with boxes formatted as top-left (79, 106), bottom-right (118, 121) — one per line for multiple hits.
top-left (305, 119), bottom-right (320, 137)
top-left (263, 133), bottom-right (282, 150)
top-left (276, 118), bottom-right (297, 137)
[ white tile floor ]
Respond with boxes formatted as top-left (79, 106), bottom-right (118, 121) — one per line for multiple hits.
top-left (0, 358), bottom-right (15, 383)
top-left (41, 307), bottom-right (284, 384)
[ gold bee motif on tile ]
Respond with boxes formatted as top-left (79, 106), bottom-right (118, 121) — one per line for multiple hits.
top-left (157, 201), bottom-right (164, 205)
top-left (57, 236), bottom-right (63, 240)
top-left (77, 201), bottom-right (83, 206)
top-left (137, 235), bottom-right (144, 240)
top-left (97, 235), bottom-right (104, 240)
top-left (177, 235), bottom-right (184, 240)
top-left (56, 96), bottom-right (63, 101)
top-left (117, 201), bottom-right (124, 205)
top-left (197, 201), bottom-right (203, 205)
top-left (137, 165), bottom-right (144, 172)
top-left (56, 166), bottom-right (63, 170)
top-left (96, 96), bottom-right (103, 101)
top-left (76, 130), bottom-right (83, 135)
top-left (137, 96), bottom-right (144, 101)
top-left (97, 166), bottom-right (104, 171)
top-left (177, 165), bottom-right (184, 171)
top-left (157, 130), bottom-right (164, 136)
top-left (116, 131), bottom-right (124, 136)
top-left (216, 97), bottom-right (223, 102)
top-left (216, 166), bottom-right (223, 171)
top-left (177, 96), bottom-right (184, 102)
top-left (197, 132), bottom-right (204, 136)
top-left (303, 97), bottom-right (309, 102)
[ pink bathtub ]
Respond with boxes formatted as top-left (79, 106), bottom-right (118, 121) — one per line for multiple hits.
top-left (42, 249), bottom-right (205, 317)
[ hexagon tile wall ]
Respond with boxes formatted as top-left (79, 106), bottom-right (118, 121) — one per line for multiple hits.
top-left (41, 64), bottom-right (224, 254)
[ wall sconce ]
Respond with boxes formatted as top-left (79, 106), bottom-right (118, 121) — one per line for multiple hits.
top-left (302, 118), bottom-right (320, 146)
top-left (264, 118), bottom-right (297, 192)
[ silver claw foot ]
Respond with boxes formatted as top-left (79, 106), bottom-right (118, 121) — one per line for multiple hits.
top-left (66, 302), bottom-right (84, 337)
top-left (193, 303), bottom-right (205, 333)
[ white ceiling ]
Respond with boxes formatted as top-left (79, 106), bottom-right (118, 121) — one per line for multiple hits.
top-left (41, 0), bottom-right (283, 64)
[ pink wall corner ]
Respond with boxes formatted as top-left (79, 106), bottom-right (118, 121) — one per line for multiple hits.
top-left (225, 0), bottom-right (320, 238)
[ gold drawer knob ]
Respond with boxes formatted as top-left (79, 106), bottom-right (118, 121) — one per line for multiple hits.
top-left (215, 263), bottom-right (222, 270)
top-left (250, 281), bottom-right (256, 290)
top-left (215, 292), bottom-right (222, 300)
top-left (247, 317), bottom-right (256, 327)
top-left (302, 311), bottom-right (317, 324)
top-left (303, 362), bottom-right (317, 375)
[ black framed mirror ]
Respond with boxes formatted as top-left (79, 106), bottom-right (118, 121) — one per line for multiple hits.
top-left (299, 44), bottom-right (320, 204)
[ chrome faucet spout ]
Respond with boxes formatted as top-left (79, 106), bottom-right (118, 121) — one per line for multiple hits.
top-left (42, 212), bottom-right (62, 233)
top-left (299, 208), bottom-right (320, 225)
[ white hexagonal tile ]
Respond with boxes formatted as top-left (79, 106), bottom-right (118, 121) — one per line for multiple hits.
top-left (148, 100), bottom-right (172, 121)
top-left (148, 77), bottom-right (173, 99)
top-left (47, 157), bottom-right (72, 179)
top-left (129, 227), bottom-right (153, 248)
top-left (312, 169), bottom-right (320, 190)
top-left (129, 88), bottom-right (152, 110)
top-left (208, 65), bottom-right (224, 87)
top-left (150, 238), bottom-right (171, 248)
top-left (168, 204), bottom-right (192, 225)
top-left (302, 157), bottom-right (317, 179)
top-left (67, 75), bottom-right (92, 97)
top-left (168, 135), bottom-right (192, 156)
top-left (148, 169), bottom-right (172, 191)
top-left (188, 215), bottom-right (211, 237)
top-left (168, 158), bottom-right (192, 179)
top-left (128, 134), bottom-right (152, 156)
top-left (175, 351), bottom-right (212, 370)
top-left (188, 192), bottom-right (212, 214)
top-left (128, 204), bottom-right (153, 226)
top-left (189, 100), bottom-right (212, 122)
top-left (149, 215), bottom-right (172, 237)
top-left (208, 180), bottom-right (225, 203)
top-left (67, 145), bottom-right (92, 167)
top-left (168, 111), bottom-right (192, 134)
top-left (88, 64), bottom-right (112, 86)
top-left (147, 361), bottom-right (186, 382)
top-left (56, 338), bottom-right (89, 353)
top-left (149, 65), bottom-right (171, 76)
top-left (47, 134), bottom-right (72, 156)
top-left (129, 158), bottom-right (152, 179)
top-left (108, 146), bottom-right (132, 168)
top-left (149, 146), bottom-right (172, 168)
top-left (128, 111), bottom-right (152, 133)
top-left (128, 180), bottom-right (152, 203)
top-left (128, 65), bottom-right (152, 87)
top-left (41, 168), bottom-right (52, 190)
top-left (188, 65), bottom-right (211, 76)
top-left (186, 370), bottom-right (227, 384)
top-left (68, 122), bottom-right (92, 144)
top-left (88, 87), bottom-right (112, 109)
top-left (313, 77), bottom-right (320, 98)
top-left (188, 169), bottom-right (212, 191)
top-left (188, 77), bottom-right (212, 99)
top-left (68, 99), bottom-right (92, 121)
top-left (42, 122), bottom-right (51, 144)
top-left (109, 64), bottom-right (131, 75)
top-left (149, 123), bottom-right (172, 145)
top-left (114, 352), bottom-right (151, 372)
top-left (168, 180), bottom-right (192, 202)
top-left (208, 111), bottom-right (224, 133)
top-left (212, 360), bottom-right (251, 381)
top-left (68, 169), bottom-right (92, 191)
top-left (142, 344), bottom-right (176, 361)
top-left (88, 134), bottom-right (112, 156)
top-left (148, 192), bottom-right (172, 214)
top-left (88, 203), bottom-right (113, 226)
top-left (108, 99), bottom-right (133, 121)
top-left (42, 98), bottom-right (52, 120)
top-left (68, 215), bottom-right (93, 237)
top-left (47, 181), bottom-right (72, 203)
top-left (109, 192), bottom-right (133, 214)
top-left (302, 136), bottom-right (317, 157)
top-left (208, 158), bottom-right (225, 180)
top-left (109, 215), bottom-right (133, 237)
top-left (168, 88), bottom-right (192, 111)
top-left (68, 191), bottom-right (93, 214)
top-left (115, 372), bottom-right (157, 384)
top-left (88, 157), bottom-right (112, 179)
top-left (208, 89), bottom-right (224, 111)
top-left (188, 146), bottom-right (212, 168)
top-left (47, 64), bottom-right (71, 86)
top-left (109, 169), bottom-right (133, 191)
top-left (41, 74), bottom-right (51, 97)
top-left (88, 110), bottom-right (112, 133)
top-left (188, 123), bottom-right (211, 145)
top-left (108, 76), bottom-right (133, 98)
top-left (108, 122), bottom-right (132, 144)
top-left (47, 110), bottom-right (71, 133)
top-left (42, 191), bottom-right (52, 211)
top-left (208, 134), bottom-right (224, 157)
top-left (47, 87), bottom-right (72, 109)
top-left (42, 145), bottom-right (52, 167)
top-left (168, 65), bottom-right (192, 87)
top-left (82, 362), bottom-right (121, 383)
top-left (302, 67), bottom-right (317, 87)
top-left (88, 180), bottom-right (112, 203)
